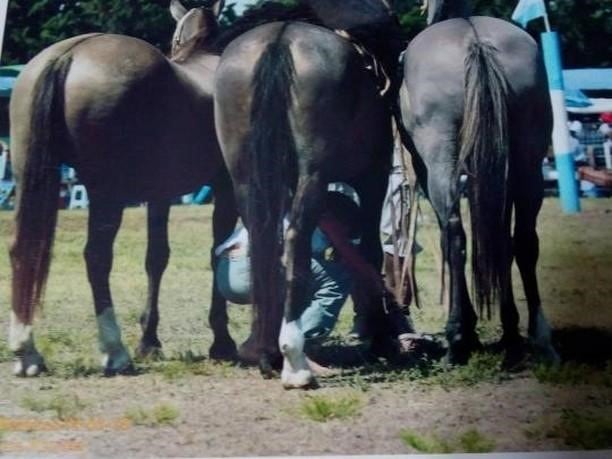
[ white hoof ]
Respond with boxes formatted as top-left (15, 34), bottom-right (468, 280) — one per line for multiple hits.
top-left (279, 319), bottom-right (315, 389)
top-left (281, 360), bottom-right (316, 389)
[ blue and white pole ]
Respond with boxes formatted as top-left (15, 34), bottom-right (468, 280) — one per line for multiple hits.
top-left (541, 30), bottom-right (581, 213)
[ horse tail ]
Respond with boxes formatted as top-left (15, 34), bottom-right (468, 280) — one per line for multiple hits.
top-left (10, 53), bottom-right (75, 325)
top-left (457, 40), bottom-right (510, 318)
top-left (248, 23), bottom-right (297, 354)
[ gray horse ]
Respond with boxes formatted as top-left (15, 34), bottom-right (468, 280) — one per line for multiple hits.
top-left (214, 1), bottom-right (402, 388)
top-left (398, 0), bottom-right (558, 364)
top-left (8, 0), bottom-right (239, 377)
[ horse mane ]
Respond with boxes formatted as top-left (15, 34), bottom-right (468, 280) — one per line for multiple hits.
top-left (210, 2), bottom-right (321, 53)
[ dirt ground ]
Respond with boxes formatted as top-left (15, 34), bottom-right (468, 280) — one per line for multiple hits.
top-left (0, 198), bottom-right (611, 456)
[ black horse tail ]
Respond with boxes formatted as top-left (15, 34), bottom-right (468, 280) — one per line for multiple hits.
top-left (457, 40), bottom-right (510, 318)
top-left (10, 53), bottom-right (75, 325)
top-left (247, 23), bottom-right (297, 356)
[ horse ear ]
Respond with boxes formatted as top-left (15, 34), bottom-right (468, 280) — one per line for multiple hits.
top-left (170, 0), bottom-right (188, 22)
top-left (211, 0), bottom-right (225, 18)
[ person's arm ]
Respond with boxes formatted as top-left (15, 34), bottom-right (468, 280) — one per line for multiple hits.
top-left (318, 214), bottom-right (384, 295)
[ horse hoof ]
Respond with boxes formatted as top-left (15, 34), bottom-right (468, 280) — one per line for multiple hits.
top-left (13, 359), bottom-right (47, 377)
top-left (209, 338), bottom-right (238, 362)
top-left (497, 334), bottom-right (526, 369)
top-left (447, 334), bottom-right (482, 365)
top-left (134, 341), bottom-right (164, 361)
top-left (13, 351), bottom-right (47, 377)
top-left (102, 349), bottom-right (135, 377)
top-left (258, 353), bottom-right (282, 379)
top-left (282, 367), bottom-right (317, 390)
top-left (103, 361), bottom-right (136, 377)
top-left (531, 341), bottom-right (561, 365)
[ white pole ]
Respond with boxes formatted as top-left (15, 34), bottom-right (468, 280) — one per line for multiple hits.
top-left (543, 11), bottom-right (551, 32)
top-left (0, 0), bottom-right (8, 64)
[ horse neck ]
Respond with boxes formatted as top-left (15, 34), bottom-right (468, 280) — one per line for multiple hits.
top-left (173, 50), bottom-right (219, 96)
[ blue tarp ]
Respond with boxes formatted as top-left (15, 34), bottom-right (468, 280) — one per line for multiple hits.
top-left (563, 68), bottom-right (612, 91)
top-left (0, 65), bottom-right (24, 98)
top-left (0, 76), bottom-right (15, 98)
top-left (565, 89), bottom-right (592, 107)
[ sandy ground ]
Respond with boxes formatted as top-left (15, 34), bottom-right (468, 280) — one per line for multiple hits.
top-left (1, 361), bottom-right (610, 457)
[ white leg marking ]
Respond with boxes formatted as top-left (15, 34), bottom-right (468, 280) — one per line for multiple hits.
top-left (96, 309), bottom-right (132, 371)
top-left (279, 319), bottom-right (314, 389)
top-left (9, 312), bottom-right (45, 377)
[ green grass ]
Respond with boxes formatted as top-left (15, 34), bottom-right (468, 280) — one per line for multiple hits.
top-left (125, 403), bottom-right (180, 427)
top-left (327, 351), bottom-right (506, 390)
top-left (143, 353), bottom-right (239, 380)
top-left (457, 429), bottom-right (496, 453)
top-left (534, 361), bottom-right (612, 387)
top-left (399, 429), bottom-right (454, 453)
top-left (20, 393), bottom-right (87, 420)
top-left (399, 428), bottom-right (495, 453)
top-left (1, 199), bottom-right (611, 388)
top-left (534, 409), bottom-right (612, 450)
top-left (0, 340), bottom-right (11, 363)
top-left (298, 392), bottom-right (363, 422)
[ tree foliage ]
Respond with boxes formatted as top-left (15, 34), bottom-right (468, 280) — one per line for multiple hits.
top-left (2, 0), bottom-right (611, 68)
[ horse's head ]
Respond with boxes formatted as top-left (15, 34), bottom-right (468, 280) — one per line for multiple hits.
top-left (170, 0), bottom-right (224, 59)
top-left (421, 0), bottom-right (471, 25)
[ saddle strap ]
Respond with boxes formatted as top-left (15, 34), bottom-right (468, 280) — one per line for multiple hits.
top-left (334, 29), bottom-right (391, 97)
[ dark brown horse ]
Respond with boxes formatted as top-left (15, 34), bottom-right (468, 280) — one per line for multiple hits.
top-left (8, 0), bottom-right (239, 377)
top-left (214, 1), bottom-right (403, 388)
top-left (398, 0), bottom-right (558, 364)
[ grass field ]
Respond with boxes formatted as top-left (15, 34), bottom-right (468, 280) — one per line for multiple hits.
top-left (0, 197), bottom-right (611, 456)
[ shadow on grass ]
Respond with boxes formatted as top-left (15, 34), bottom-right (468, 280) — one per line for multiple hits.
top-left (552, 326), bottom-right (612, 366)
top-left (306, 326), bottom-right (612, 388)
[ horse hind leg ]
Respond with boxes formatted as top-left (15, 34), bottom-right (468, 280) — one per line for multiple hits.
top-left (514, 173), bottom-right (559, 363)
top-left (85, 198), bottom-right (133, 375)
top-left (135, 200), bottom-right (171, 359)
top-left (497, 201), bottom-right (525, 367)
top-left (209, 177), bottom-right (239, 361)
top-left (279, 173), bottom-right (324, 389)
top-left (427, 161), bottom-right (480, 364)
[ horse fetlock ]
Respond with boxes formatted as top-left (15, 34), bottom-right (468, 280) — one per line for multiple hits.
top-left (135, 339), bottom-right (163, 361)
top-left (209, 336), bottom-right (237, 361)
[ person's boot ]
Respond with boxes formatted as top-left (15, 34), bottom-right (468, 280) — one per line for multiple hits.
top-left (348, 284), bottom-right (372, 341)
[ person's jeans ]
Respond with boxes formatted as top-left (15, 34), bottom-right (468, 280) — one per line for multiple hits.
top-left (300, 255), bottom-right (352, 340)
top-left (215, 251), bottom-right (352, 339)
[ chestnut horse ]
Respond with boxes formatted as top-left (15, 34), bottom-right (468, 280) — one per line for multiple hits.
top-left (8, 0), bottom-right (239, 377)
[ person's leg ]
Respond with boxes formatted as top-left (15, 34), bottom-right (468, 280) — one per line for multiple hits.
top-left (300, 256), bottom-right (352, 341)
